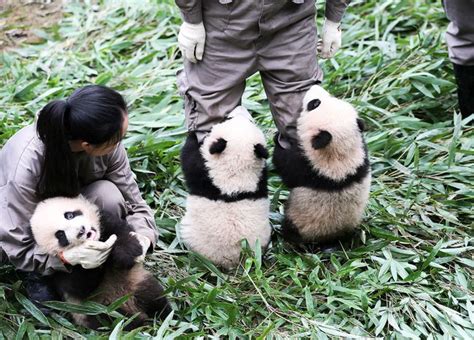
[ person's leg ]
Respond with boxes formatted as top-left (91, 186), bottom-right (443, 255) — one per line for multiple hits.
top-left (443, 0), bottom-right (474, 118)
top-left (80, 180), bottom-right (127, 219)
top-left (257, 1), bottom-right (323, 148)
top-left (179, 1), bottom-right (259, 143)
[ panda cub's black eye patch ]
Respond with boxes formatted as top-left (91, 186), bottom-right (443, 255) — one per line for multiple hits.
top-left (55, 230), bottom-right (70, 247)
top-left (307, 99), bottom-right (321, 111)
top-left (64, 210), bottom-right (83, 220)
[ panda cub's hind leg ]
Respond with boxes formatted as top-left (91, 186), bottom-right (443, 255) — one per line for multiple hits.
top-left (280, 217), bottom-right (330, 253)
top-left (280, 216), bottom-right (305, 244)
top-left (134, 274), bottom-right (172, 320)
top-left (124, 267), bottom-right (172, 321)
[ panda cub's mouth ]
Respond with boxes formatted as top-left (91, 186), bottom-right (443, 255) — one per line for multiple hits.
top-left (78, 226), bottom-right (98, 241)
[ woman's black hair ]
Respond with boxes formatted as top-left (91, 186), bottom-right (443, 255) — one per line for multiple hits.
top-left (36, 85), bottom-right (127, 199)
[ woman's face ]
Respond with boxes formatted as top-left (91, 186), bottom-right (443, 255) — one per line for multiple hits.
top-left (82, 114), bottom-right (129, 156)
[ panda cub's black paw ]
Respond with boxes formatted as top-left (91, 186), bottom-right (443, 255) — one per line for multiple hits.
top-left (108, 233), bottom-right (143, 269)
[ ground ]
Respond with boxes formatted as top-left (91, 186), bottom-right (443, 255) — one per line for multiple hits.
top-left (0, 0), bottom-right (63, 50)
top-left (0, 0), bottom-right (473, 338)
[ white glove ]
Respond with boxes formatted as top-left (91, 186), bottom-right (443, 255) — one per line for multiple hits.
top-left (178, 21), bottom-right (206, 63)
top-left (318, 19), bottom-right (342, 59)
top-left (130, 232), bottom-right (152, 263)
top-left (59, 235), bottom-right (117, 269)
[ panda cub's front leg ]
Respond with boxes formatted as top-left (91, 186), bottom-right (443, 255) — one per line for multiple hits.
top-left (100, 212), bottom-right (143, 269)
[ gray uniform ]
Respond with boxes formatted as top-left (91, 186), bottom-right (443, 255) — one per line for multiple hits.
top-left (444, 0), bottom-right (474, 65)
top-left (176, 0), bottom-right (351, 144)
top-left (0, 124), bottom-right (158, 275)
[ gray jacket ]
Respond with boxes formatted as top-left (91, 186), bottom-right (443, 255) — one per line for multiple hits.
top-left (175, 0), bottom-right (351, 24)
top-left (0, 124), bottom-right (158, 275)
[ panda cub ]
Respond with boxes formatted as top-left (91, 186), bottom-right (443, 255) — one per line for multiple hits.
top-left (30, 195), bottom-right (171, 330)
top-left (180, 106), bottom-right (271, 269)
top-left (273, 85), bottom-right (371, 245)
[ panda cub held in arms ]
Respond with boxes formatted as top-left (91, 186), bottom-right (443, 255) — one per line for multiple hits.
top-left (30, 195), bottom-right (171, 330)
top-left (273, 85), bottom-right (371, 246)
top-left (180, 106), bottom-right (271, 269)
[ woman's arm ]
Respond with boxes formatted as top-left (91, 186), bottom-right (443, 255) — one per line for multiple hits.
top-left (104, 144), bottom-right (158, 251)
top-left (0, 181), bottom-right (68, 275)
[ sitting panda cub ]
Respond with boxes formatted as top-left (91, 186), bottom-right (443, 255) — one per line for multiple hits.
top-left (30, 195), bottom-right (171, 330)
top-left (180, 106), bottom-right (271, 269)
top-left (273, 85), bottom-right (371, 246)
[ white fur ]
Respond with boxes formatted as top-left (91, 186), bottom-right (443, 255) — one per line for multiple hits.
top-left (298, 85), bottom-right (365, 181)
top-left (180, 196), bottom-right (271, 268)
top-left (30, 195), bottom-right (101, 255)
top-left (287, 175), bottom-right (371, 240)
top-left (201, 112), bottom-right (267, 196)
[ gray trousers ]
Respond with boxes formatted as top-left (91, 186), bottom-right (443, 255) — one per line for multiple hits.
top-left (80, 180), bottom-right (127, 220)
top-left (0, 180), bottom-right (126, 265)
top-left (444, 0), bottom-right (474, 65)
top-left (178, 0), bottom-right (322, 146)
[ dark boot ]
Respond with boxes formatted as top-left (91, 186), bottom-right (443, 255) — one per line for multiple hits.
top-left (452, 63), bottom-right (474, 119)
top-left (19, 271), bottom-right (59, 315)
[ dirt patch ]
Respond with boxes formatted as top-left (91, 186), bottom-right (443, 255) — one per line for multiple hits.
top-left (0, 0), bottom-right (63, 51)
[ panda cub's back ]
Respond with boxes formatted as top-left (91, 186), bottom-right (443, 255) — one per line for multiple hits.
top-left (181, 195), bottom-right (270, 268)
top-left (287, 174), bottom-right (371, 240)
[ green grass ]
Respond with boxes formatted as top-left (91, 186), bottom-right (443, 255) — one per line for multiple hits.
top-left (1, 0), bottom-right (473, 338)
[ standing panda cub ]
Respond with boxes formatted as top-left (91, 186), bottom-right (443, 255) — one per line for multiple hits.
top-left (273, 85), bottom-right (371, 245)
top-left (180, 106), bottom-right (271, 269)
top-left (30, 196), bottom-right (171, 330)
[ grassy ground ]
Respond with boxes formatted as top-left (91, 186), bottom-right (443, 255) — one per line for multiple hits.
top-left (1, 0), bottom-right (473, 338)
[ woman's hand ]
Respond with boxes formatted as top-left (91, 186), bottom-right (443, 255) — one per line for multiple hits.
top-left (318, 19), bottom-right (342, 59)
top-left (178, 21), bottom-right (206, 63)
top-left (59, 235), bottom-right (117, 269)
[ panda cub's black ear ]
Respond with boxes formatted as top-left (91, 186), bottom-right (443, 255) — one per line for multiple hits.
top-left (307, 99), bottom-right (321, 111)
top-left (209, 138), bottom-right (227, 154)
top-left (357, 118), bottom-right (366, 132)
top-left (311, 130), bottom-right (332, 149)
top-left (55, 230), bottom-right (70, 247)
top-left (254, 143), bottom-right (269, 159)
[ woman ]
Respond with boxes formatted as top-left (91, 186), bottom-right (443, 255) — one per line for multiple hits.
top-left (0, 85), bottom-right (157, 312)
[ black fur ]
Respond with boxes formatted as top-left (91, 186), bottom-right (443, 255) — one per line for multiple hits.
top-left (54, 230), bottom-right (70, 247)
top-left (99, 212), bottom-right (142, 270)
top-left (64, 210), bottom-right (83, 220)
top-left (209, 138), bottom-right (227, 154)
top-left (181, 132), bottom-right (267, 202)
top-left (311, 130), bottom-right (332, 149)
top-left (357, 118), bottom-right (365, 132)
top-left (20, 271), bottom-right (60, 315)
top-left (54, 266), bottom-right (105, 299)
top-left (254, 143), bottom-right (269, 159)
top-left (273, 134), bottom-right (370, 192)
top-left (307, 99), bottom-right (321, 111)
top-left (135, 275), bottom-right (173, 320)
